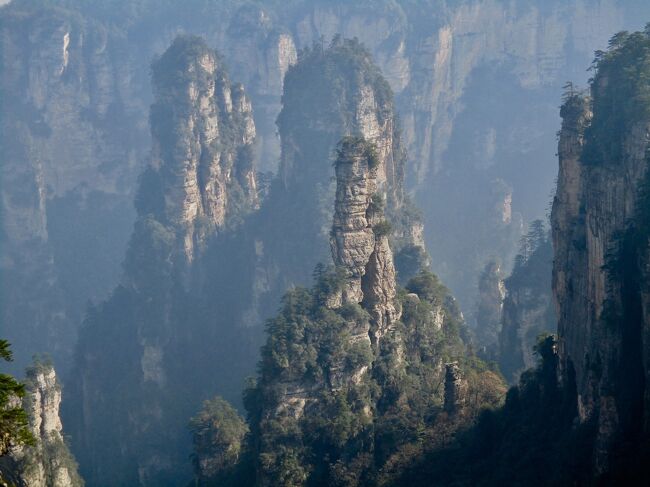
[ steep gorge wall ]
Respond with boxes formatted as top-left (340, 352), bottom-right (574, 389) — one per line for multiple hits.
top-left (0, 364), bottom-right (83, 487)
top-left (2, 1), bottom-right (646, 375)
top-left (551, 30), bottom-right (650, 477)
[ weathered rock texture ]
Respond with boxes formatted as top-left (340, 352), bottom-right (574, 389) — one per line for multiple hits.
top-left (331, 138), bottom-right (400, 345)
top-left (0, 6), bottom-right (146, 373)
top-left (2, 0), bottom-right (647, 374)
top-left (67, 36), bottom-right (258, 487)
top-left (551, 30), bottom-right (650, 476)
top-left (245, 137), bottom-right (489, 487)
top-left (443, 362), bottom-right (468, 415)
top-left (146, 35), bottom-right (258, 263)
top-left (3, 364), bottom-right (83, 487)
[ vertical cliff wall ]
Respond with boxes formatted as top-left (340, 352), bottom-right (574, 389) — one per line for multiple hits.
top-left (66, 36), bottom-right (258, 487)
top-left (2, 0), bottom-right (648, 374)
top-left (551, 30), bottom-right (650, 478)
top-left (2, 363), bottom-right (83, 487)
top-left (145, 35), bottom-right (258, 264)
top-left (230, 132), bottom-right (506, 487)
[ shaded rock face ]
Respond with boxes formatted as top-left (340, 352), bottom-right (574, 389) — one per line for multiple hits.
top-left (551, 31), bottom-right (650, 476)
top-left (2, 0), bottom-right (647, 375)
top-left (7, 364), bottom-right (83, 487)
top-left (499, 235), bottom-right (556, 383)
top-left (66, 36), bottom-right (259, 487)
top-left (443, 362), bottom-right (467, 415)
top-left (0, 7), bottom-right (145, 373)
top-left (474, 260), bottom-right (505, 355)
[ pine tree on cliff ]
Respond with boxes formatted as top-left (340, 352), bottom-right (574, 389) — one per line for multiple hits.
top-left (0, 340), bottom-right (33, 457)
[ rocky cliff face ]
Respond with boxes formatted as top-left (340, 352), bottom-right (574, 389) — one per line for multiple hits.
top-left (2, 0), bottom-right (647, 374)
top-left (6, 363), bottom-right (83, 487)
top-left (145, 35), bottom-right (257, 264)
top-left (330, 138), bottom-right (400, 345)
top-left (66, 36), bottom-right (259, 487)
top-left (551, 30), bottom-right (650, 477)
top-left (474, 261), bottom-right (505, 356)
top-left (241, 136), bottom-right (500, 486)
top-left (0, 5), bottom-right (146, 373)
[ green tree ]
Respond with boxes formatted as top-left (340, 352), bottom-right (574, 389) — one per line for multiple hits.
top-left (0, 339), bottom-right (34, 456)
top-left (189, 396), bottom-right (248, 484)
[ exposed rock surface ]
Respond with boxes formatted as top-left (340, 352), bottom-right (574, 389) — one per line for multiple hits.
top-left (474, 260), bottom-right (505, 356)
top-left (2, 364), bottom-right (83, 487)
top-left (2, 0), bottom-right (647, 374)
top-left (443, 362), bottom-right (467, 415)
top-left (145, 35), bottom-right (258, 264)
top-left (551, 30), bottom-right (650, 476)
top-left (67, 36), bottom-right (258, 487)
top-left (331, 138), bottom-right (400, 344)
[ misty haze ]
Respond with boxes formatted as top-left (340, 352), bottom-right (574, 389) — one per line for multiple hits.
top-left (2, 1), bottom-right (650, 486)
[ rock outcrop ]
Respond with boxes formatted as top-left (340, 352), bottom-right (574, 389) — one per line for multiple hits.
top-left (67, 36), bottom-right (258, 487)
top-left (242, 137), bottom-right (497, 486)
top-left (474, 260), bottom-right (505, 356)
top-left (146, 35), bottom-right (257, 264)
top-left (443, 362), bottom-right (468, 415)
top-left (551, 30), bottom-right (650, 477)
top-left (331, 137), bottom-right (400, 345)
top-left (3, 363), bottom-right (83, 487)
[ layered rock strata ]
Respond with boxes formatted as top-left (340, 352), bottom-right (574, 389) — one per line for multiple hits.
top-left (3, 364), bottom-right (83, 487)
top-left (68, 36), bottom-right (258, 486)
top-left (331, 137), bottom-right (400, 346)
top-left (147, 35), bottom-right (258, 263)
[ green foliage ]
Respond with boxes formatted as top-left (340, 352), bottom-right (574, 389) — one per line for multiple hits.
top-left (373, 220), bottom-right (392, 237)
top-left (507, 219), bottom-right (551, 288)
top-left (239, 260), bottom-right (505, 486)
top-left (582, 29), bottom-right (650, 165)
top-left (0, 340), bottom-right (34, 457)
top-left (278, 38), bottom-right (394, 183)
top-left (394, 245), bottom-right (428, 285)
top-left (189, 396), bottom-right (248, 484)
top-left (390, 335), bottom-right (592, 486)
top-left (335, 136), bottom-right (383, 171)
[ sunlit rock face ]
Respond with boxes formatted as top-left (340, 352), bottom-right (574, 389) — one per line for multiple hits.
top-left (1, 0), bottom-right (646, 374)
top-left (331, 138), bottom-right (400, 345)
top-left (66, 35), bottom-right (261, 487)
top-left (238, 37), bottom-right (424, 334)
top-left (146, 35), bottom-right (257, 264)
top-left (4, 364), bottom-right (83, 487)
